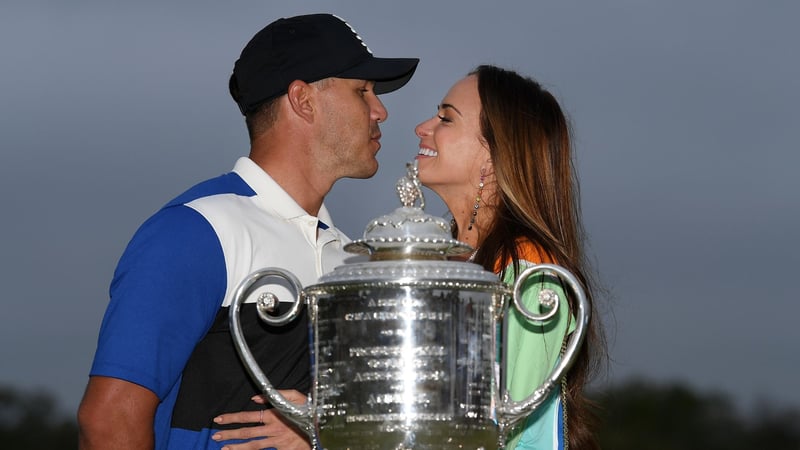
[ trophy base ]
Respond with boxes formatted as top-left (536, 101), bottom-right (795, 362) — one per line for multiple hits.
top-left (318, 420), bottom-right (498, 449)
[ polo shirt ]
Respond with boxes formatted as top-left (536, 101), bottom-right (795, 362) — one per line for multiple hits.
top-left (89, 157), bottom-right (349, 449)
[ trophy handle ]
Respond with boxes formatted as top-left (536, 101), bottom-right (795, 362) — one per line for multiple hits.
top-left (499, 263), bottom-right (590, 430)
top-left (228, 267), bottom-right (314, 438)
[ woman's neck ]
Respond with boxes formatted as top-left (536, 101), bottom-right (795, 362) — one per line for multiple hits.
top-left (454, 206), bottom-right (495, 257)
top-left (445, 192), bottom-right (494, 246)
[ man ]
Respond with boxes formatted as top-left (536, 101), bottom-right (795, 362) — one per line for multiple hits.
top-left (77, 13), bottom-right (418, 449)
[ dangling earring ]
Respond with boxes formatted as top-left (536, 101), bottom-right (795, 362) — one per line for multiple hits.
top-left (468, 167), bottom-right (486, 231)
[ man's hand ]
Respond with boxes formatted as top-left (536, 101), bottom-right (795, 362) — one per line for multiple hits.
top-left (212, 390), bottom-right (310, 450)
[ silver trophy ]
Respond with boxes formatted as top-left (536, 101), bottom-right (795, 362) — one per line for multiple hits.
top-left (229, 161), bottom-right (589, 449)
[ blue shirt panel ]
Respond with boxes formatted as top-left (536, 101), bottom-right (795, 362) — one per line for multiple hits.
top-left (165, 172), bottom-right (256, 208)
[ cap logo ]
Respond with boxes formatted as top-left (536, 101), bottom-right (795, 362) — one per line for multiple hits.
top-left (333, 14), bottom-right (373, 55)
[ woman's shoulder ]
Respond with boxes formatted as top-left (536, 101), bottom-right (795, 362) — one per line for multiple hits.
top-left (493, 238), bottom-right (556, 273)
top-left (514, 238), bottom-right (556, 264)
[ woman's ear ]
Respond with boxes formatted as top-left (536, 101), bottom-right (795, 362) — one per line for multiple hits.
top-left (482, 156), bottom-right (495, 178)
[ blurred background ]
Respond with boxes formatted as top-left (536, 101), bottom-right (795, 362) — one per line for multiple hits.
top-left (2, 1), bottom-right (798, 448)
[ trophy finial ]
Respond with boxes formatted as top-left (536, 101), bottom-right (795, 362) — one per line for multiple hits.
top-left (395, 160), bottom-right (425, 210)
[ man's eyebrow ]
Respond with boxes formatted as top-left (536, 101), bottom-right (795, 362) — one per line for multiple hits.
top-left (439, 103), bottom-right (463, 116)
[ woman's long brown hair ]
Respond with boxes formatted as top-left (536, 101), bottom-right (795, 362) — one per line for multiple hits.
top-left (466, 65), bottom-right (605, 450)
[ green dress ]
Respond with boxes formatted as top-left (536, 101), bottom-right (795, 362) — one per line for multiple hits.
top-left (501, 257), bottom-right (576, 450)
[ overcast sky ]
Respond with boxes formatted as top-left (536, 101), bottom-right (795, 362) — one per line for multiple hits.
top-left (2, 1), bottom-right (798, 417)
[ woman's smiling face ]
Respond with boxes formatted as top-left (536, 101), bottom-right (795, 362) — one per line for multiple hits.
top-left (414, 75), bottom-right (489, 197)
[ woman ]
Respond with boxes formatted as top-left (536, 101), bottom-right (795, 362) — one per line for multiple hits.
top-left (415, 65), bottom-right (603, 450)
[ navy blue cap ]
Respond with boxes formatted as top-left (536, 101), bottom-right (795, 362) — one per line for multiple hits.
top-left (230, 14), bottom-right (419, 115)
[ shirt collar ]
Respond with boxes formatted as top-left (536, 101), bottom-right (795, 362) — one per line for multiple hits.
top-left (232, 156), bottom-right (338, 230)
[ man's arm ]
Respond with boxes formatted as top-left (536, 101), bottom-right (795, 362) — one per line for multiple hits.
top-left (78, 375), bottom-right (160, 450)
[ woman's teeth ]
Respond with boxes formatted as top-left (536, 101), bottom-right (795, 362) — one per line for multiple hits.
top-left (418, 148), bottom-right (438, 157)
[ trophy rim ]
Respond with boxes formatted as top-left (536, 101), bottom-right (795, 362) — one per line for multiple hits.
top-left (343, 237), bottom-right (474, 257)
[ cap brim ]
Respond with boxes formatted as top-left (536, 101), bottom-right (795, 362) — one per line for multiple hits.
top-left (338, 57), bottom-right (419, 94)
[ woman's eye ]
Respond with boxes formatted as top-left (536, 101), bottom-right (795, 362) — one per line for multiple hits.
top-left (437, 114), bottom-right (452, 123)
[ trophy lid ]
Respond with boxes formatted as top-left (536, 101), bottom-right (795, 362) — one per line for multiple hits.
top-left (344, 161), bottom-right (473, 260)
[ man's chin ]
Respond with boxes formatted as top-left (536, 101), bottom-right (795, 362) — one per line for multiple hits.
top-left (347, 163), bottom-right (379, 180)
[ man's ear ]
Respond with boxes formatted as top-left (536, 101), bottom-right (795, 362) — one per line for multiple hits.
top-left (286, 80), bottom-right (315, 123)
